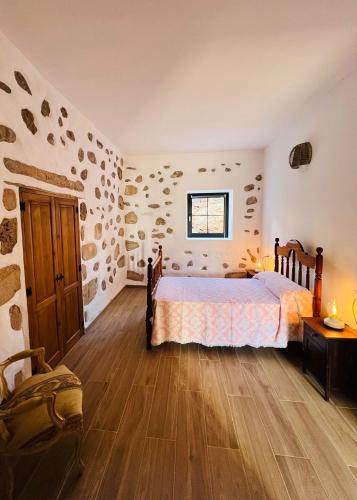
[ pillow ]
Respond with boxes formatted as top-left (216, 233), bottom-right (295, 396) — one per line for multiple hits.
top-left (254, 271), bottom-right (313, 341)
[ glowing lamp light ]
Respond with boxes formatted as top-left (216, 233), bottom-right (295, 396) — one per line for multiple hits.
top-left (255, 260), bottom-right (263, 273)
top-left (324, 298), bottom-right (344, 330)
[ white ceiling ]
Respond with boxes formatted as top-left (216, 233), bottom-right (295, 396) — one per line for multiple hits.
top-left (1, 0), bottom-right (357, 154)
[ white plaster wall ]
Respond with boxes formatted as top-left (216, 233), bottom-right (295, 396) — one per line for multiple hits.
top-left (125, 150), bottom-right (263, 280)
top-left (262, 67), bottom-right (357, 326)
top-left (0, 32), bottom-right (126, 387)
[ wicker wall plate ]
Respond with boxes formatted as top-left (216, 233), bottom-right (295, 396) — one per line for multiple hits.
top-left (289, 142), bottom-right (312, 168)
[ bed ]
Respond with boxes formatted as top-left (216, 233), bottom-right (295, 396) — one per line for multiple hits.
top-left (145, 238), bottom-right (323, 349)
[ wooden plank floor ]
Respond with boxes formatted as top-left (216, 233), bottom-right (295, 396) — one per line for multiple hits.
top-left (13, 287), bottom-right (357, 499)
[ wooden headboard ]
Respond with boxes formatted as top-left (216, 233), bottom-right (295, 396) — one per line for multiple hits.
top-left (274, 238), bottom-right (323, 317)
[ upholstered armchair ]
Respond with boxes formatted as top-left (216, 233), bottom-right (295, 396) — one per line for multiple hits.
top-left (0, 347), bottom-right (84, 499)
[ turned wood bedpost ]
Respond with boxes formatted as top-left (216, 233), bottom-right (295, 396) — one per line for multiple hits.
top-left (274, 238), bottom-right (279, 272)
top-left (146, 257), bottom-right (153, 349)
top-left (313, 247), bottom-right (323, 317)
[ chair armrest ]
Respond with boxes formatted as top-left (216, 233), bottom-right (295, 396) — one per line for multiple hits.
top-left (7, 348), bottom-right (52, 373)
top-left (1, 391), bottom-right (66, 430)
top-left (0, 348), bottom-right (52, 402)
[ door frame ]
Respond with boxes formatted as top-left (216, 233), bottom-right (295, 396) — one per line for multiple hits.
top-left (19, 187), bottom-right (84, 366)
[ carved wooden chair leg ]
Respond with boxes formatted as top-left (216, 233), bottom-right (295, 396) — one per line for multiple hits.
top-left (1, 456), bottom-right (14, 500)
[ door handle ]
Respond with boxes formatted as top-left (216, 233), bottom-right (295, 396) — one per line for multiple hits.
top-left (55, 274), bottom-right (64, 282)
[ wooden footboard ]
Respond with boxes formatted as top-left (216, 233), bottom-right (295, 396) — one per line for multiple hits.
top-left (146, 245), bottom-right (163, 349)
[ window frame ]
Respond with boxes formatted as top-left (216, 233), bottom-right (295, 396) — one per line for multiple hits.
top-left (187, 191), bottom-right (230, 239)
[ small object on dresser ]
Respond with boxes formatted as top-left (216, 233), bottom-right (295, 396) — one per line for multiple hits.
top-left (302, 317), bottom-right (357, 401)
top-left (324, 298), bottom-right (345, 330)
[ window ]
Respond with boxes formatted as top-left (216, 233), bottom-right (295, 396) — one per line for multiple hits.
top-left (187, 192), bottom-right (230, 239)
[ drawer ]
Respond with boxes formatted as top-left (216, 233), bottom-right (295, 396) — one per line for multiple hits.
top-left (304, 325), bottom-right (326, 349)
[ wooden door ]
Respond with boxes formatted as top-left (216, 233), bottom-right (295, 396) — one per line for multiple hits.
top-left (20, 189), bottom-right (84, 367)
top-left (55, 197), bottom-right (84, 353)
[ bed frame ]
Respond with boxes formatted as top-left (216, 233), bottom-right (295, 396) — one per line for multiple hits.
top-left (274, 238), bottom-right (323, 317)
top-left (145, 238), bottom-right (323, 349)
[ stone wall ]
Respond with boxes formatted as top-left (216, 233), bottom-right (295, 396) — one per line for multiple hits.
top-left (0, 32), bottom-right (126, 387)
top-left (124, 150), bottom-right (263, 282)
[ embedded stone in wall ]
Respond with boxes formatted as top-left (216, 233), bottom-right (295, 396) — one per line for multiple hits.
top-left (117, 255), bottom-right (125, 267)
top-left (187, 260), bottom-right (193, 267)
top-left (93, 262), bottom-right (100, 271)
top-left (245, 216), bottom-right (252, 219)
top-left (135, 175), bottom-right (142, 183)
top-left (47, 133), bottom-right (55, 145)
top-left (58, 117), bottom-right (63, 128)
top-left (14, 71), bottom-right (32, 95)
top-left (138, 230), bottom-right (145, 240)
top-left (71, 166), bottom-right (76, 175)
top-left (21, 109), bottom-right (37, 134)
top-left (162, 188), bottom-right (170, 195)
top-left (94, 223), bottom-right (102, 240)
top-left (4, 158), bottom-right (84, 192)
top-left (60, 107), bottom-right (68, 118)
top-left (222, 263), bottom-right (229, 269)
top-left (246, 196), bottom-right (257, 205)
top-left (155, 217), bottom-right (166, 225)
top-left (118, 196), bottom-right (124, 210)
top-left (82, 264), bottom-right (87, 281)
top-left (125, 211), bottom-right (138, 224)
top-left (114, 243), bottom-right (120, 260)
top-left (127, 270), bottom-right (144, 282)
top-left (80, 226), bottom-right (85, 241)
top-left (0, 218), bottom-right (17, 254)
top-left (83, 278), bottom-right (98, 306)
top-left (255, 174), bottom-right (262, 181)
top-left (239, 263), bottom-right (247, 269)
top-left (101, 280), bottom-right (106, 291)
top-left (87, 151), bottom-right (97, 164)
top-left (0, 264), bottom-right (21, 306)
top-left (41, 100), bottom-right (50, 117)
top-left (125, 185), bottom-right (138, 196)
top-left (172, 263), bottom-right (180, 271)
top-left (166, 228), bottom-right (173, 234)
top-left (165, 201), bottom-right (172, 205)
top-left (125, 240), bottom-right (139, 251)
top-left (225, 168), bottom-right (231, 172)
top-left (247, 209), bottom-right (254, 213)
top-left (143, 186), bottom-right (148, 192)
top-left (88, 132), bottom-right (93, 141)
top-left (110, 193), bottom-right (115, 203)
top-left (80, 169), bottom-right (88, 180)
top-left (78, 148), bottom-right (84, 162)
top-left (184, 250), bottom-right (192, 254)
top-left (244, 184), bottom-right (254, 192)
top-left (0, 125), bottom-right (16, 143)
top-left (117, 166), bottom-right (122, 180)
top-left (80, 202), bottom-right (87, 221)
top-left (66, 130), bottom-right (75, 141)
top-left (109, 275), bottom-right (114, 284)
top-left (198, 168), bottom-right (206, 173)
top-left (159, 178), bottom-right (164, 183)
top-left (82, 243), bottom-right (97, 261)
top-left (118, 228), bottom-right (124, 237)
top-left (148, 204), bottom-right (160, 209)
top-left (0, 81), bottom-right (11, 93)
top-left (3, 189), bottom-right (17, 211)
top-left (95, 187), bottom-right (101, 199)
top-left (170, 171), bottom-right (183, 178)
top-left (9, 304), bottom-right (22, 330)
top-left (137, 259), bottom-right (145, 268)
top-left (247, 249), bottom-right (257, 263)
top-left (254, 229), bottom-right (259, 235)
top-left (96, 139), bottom-right (103, 149)
top-left (152, 233), bottom-right (165, 239)
top-left (106, 255), bottom-right (112, 264)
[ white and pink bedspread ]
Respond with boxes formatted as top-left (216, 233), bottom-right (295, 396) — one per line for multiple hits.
top-left (152, 274), bottom-right (312, 348)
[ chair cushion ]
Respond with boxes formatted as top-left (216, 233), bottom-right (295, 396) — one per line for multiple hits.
top-left (0, 365), bottom-right (82, 453)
